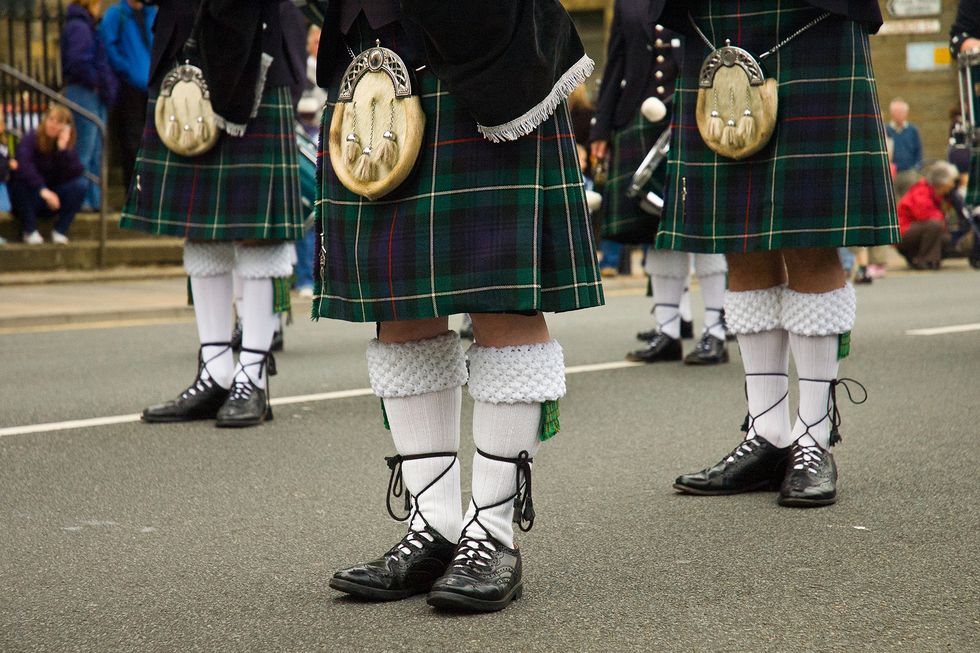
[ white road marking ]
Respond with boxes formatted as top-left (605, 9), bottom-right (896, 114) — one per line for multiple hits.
top-left (0, 360), bottom-right (645, 438)
top-left (905, 322), bottom-right (980, 336)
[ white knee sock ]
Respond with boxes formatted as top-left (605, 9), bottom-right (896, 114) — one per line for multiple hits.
top-left (789, 335), bottom-right (839, 448)
top-left (678, 286), bottom-right (692, 322)
top-left (382, 387), bottom-right (462, 542)
top-left (737, 330), bottom-right (791, 447)
top-left (366, 333), bottom-right (469, 543)
top-left (725, 285), bottom-right (789, 447)
top-left (698, 273), bottom-right (728, 340)
top-left (464, 402), bottom-right (541, 548)
top-left (652, 275), bottom-right (687, 339)
top-left (190, 274), bottom-right (235, 388)
top-left (465, 340), bottom-right (565, 548)
top-left (647, 250), bottom-right (690, 339)
top-left (237, 278), bottom-right (278, 389)
top-left (782, 285), bottom-right (857, 449)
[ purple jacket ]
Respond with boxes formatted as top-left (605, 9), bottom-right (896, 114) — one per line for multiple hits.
top-left (61, 4), bottom-right (119, 106)
top-left (12, 131), bottom-right (85, 192)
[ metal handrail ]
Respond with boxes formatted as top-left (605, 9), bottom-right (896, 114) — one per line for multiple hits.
top-left (0, 62), bottom-right (109, 267)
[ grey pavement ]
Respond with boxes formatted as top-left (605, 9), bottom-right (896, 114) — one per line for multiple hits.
top-left (1, 269), bottom-right (979, 652)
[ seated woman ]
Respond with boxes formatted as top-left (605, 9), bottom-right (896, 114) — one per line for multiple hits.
top-left (896, 161), bottom-right (959, 269)
top-left (9, 104), bottom-right (86, 244)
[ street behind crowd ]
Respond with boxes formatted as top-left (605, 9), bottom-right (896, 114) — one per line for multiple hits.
top-left (1, 269), bottom-right (978, 652)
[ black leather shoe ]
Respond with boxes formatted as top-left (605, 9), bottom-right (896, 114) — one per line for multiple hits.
top-left (142, 377), bottom-right (230, 423)
top-left (330, 527), bottom-right (456, 601)
top-left (142, 343), bottom-right (232, 423)
top-left (778, 443), bottom-right (838, 507)
top-left (673, 436), bottom-right (789, 495)
top-left (683, 332), bottom-right (729, 365)
top-left (637, 319), bottom-right (693, 342)
top-left (427, 535), bottom-right (523, 612)
top-left (215, 379), bottom-right (273, 427)
top-left (626, 332), bottom-right (683, 363)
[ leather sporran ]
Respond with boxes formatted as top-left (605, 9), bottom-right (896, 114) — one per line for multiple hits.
top-left (695, 44), bottom-right (777, 160)
top-left (154, 62), bottom-right (220, 157)
top-left (328, 42), bottom-right (425, 201)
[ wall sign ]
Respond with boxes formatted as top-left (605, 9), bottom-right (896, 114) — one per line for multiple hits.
top-left (887, 0), bottom-right (942, 17)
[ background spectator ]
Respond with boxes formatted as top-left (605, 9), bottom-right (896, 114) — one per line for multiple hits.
top-left (1, 105), bottom-right (19, 215)
top-left (9, 104), bottom-right (86, 244)
top-left (62, 0), bottom-right (117, 211)
top-left (895, 161), bottom-right (961, 269)
top-left (886, 98), bottom-right (924, 198)
top-left (99, 0), bottom-right (156, 194)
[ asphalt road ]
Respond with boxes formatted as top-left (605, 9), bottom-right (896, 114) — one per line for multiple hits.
top-left (1, 270), bottom-right (979, 652)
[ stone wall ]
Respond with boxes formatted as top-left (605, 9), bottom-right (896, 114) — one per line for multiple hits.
top-left (870, 0), bottom-right (960, 162)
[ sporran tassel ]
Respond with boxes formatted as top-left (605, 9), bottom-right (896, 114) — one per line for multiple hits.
top-left (736, 111), bottom-right (755, 143)
top-left (721, 122), bottom-right (741, 149)
top-left (374, 131), bottom-right (399, 168)
top-left (179, 124), bottom-right (195, 149)
top-left (707, 111), bottom-right (723, 142)
top-left (343, 135), bottom-right (361, 166)
top-left (166, 115), bottom-right (179, 142)
top-left (195, 115), bottom-right (209, 142)
top-left (352, 151), bottom-right (377, 181)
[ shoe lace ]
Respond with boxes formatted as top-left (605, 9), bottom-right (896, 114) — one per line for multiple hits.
top-left (384, 451), bottom-right (458, 526)
top-left (795, 377), bottom-right (868, 447)
top-left (694, 330), bottom-right (717, 353)
top-left (450, 535), bottom-right (498, 572)
top-left (739, 373), bottom-right (789, 437)
top-left (181, 341), bottom-right (231, 398)
top-left (724, 436), bottom-right (764, 463)
top-left (790, 444), bottom-right (826, 475)
top-left (228, 347), bottom-right (277, 401)
top-left (386, 529), bottom-right (437, 558)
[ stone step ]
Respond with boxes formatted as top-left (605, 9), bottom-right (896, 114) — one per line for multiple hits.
top-left (0, 239), bottom-right (183, 272)
top-left (0, 211), bottom-right (148, 242)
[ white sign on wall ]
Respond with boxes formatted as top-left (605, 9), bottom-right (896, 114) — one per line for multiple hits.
top-left (878, 19), bottom-right (942, 35)
top-left (887, 0), bottom-right (942, 17)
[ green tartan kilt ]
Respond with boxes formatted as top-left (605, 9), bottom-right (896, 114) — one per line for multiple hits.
top-left (601, 111), bottom-right (667, 245)
top-left (967, 150), bottom-right (980, 205)
top-left (657, 0), bottom-right (900, 254)
top-left (313, 73), bottom-right (605, 323)
top-left (120, 86), bottom-right (304, 242)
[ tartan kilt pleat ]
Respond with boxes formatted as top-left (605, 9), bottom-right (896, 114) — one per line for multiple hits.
top-left (313, 73), bottom-right (604, 323)
top-left (657, 1), bottom-right (900, 254)
top-left (120, 86), bottom-right (304, 242)
top-left (601, 111), bottom-right (667, 245)
top-left (967, 150), bottom-right (980, 205)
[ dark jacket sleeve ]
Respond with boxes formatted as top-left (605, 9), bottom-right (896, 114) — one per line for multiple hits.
top-left (13, 134), bottom-right (45, 191)
top-left (61, 19), bottom-right (102, 91)
top-left (590, 1), bottom-right (625, 142)
top-left (55, 148), bottom-right (86, 183)
top-left (951, 0), bottom-right (980, 54)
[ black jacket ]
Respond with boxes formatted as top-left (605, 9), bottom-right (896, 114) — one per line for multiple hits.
top-left (148, 0), bottom-right (300, 92)
top-left (590, 0), bottom-right (680, 142)
top-left (952, 0), bottom-right (980, 55)
top-left (656, 0), bottom-right (883, 35)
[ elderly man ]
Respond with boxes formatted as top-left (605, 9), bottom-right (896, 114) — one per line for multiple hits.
top-left (886, 98), bottom-right (924, 198)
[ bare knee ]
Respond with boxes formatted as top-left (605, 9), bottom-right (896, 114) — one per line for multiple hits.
top-left (378, 317), bottom-right (449, 343)
top-left (726, 251), bottom-right (786, 291)
top-left (783, 247), bottom-right (847, 292)
top-left (470, 312), bottom-right (550, 348)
